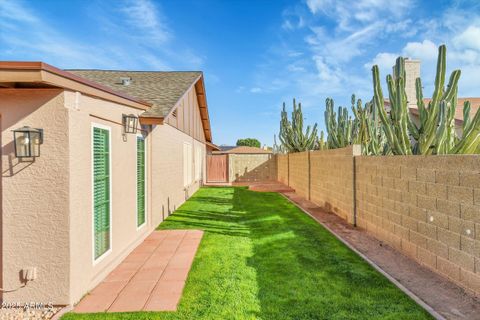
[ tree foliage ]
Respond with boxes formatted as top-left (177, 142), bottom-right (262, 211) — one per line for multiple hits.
top-left (236, 138), bottom-right (261, 148)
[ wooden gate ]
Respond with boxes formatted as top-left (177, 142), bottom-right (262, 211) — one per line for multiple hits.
top-left (206, 154), bottom-right (228, 183)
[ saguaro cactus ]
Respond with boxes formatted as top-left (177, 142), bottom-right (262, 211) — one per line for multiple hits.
top-left (279, 99), bottom-right (318, 152)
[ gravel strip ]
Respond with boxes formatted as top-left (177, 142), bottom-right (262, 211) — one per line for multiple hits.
top-left (0, 306), bottom-right (61, 320)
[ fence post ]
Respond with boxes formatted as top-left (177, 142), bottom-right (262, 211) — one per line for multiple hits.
top-left (287, 153), bottom-right (290, 186)
top-left (352, 145), bottom-right (361, 227)
top-left (308, 151), bottom-right (311, 201)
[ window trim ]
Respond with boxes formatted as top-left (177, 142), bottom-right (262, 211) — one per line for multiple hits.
top-left (91, 123), bottom-right (113, 265)
top-left (136, 133), bottom-right (147, 230)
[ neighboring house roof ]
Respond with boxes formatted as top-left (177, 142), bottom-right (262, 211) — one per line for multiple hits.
top-left (218, 145), bottom-right (237, 152)
top-left (385, 98), bottom-right (480, 125)
top-left (67, 70), bottom-right (201, 118)
top-left (214, 146), bottom-right (272, 154)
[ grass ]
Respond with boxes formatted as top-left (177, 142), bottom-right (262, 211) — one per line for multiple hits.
top-left (63, 187), bottom-right (432, 320)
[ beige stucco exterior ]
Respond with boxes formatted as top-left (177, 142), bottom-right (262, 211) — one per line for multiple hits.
top-left (1, 81), bottom-right (208, 305)
top-left (1, 89), bottom-right (70, 304)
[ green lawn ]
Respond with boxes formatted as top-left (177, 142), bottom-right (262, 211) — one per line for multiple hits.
top-left (63, 187), bottom-right (432, 320)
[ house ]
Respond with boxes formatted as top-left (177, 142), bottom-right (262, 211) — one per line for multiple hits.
top-left (0, 62), bottom-right (217, 306)
top-left (386, 59), bottom-right (480, 136)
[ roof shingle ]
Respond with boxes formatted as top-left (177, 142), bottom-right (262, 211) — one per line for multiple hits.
top-left (67, 70), bottom-right (202, 117)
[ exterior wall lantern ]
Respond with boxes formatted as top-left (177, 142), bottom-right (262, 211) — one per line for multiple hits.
top-left (13, 126), bottom-right (43, 158)
top-left (122, 114), bottom-right (138, 134)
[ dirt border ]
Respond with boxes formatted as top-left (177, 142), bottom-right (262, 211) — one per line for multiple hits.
top-left (279, 191), bottom-right (480, 320)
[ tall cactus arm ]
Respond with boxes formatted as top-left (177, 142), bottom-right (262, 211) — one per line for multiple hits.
top-left (419, 69), bottom-right (461, 154)
top-left (435, 101), bottom-right (449, 154)
top-left (431, 45), bottom-right (447, 109)
top-left (416, 78), bottom-right (427, 127)
top-left (463, 101), bottom-right (471, 133)
top-left (450, 108), bottom-right (480, 154)
top-left (372, 65), bottom-right (400, 154)
top-left (396, 75), bottom-right (413, 154)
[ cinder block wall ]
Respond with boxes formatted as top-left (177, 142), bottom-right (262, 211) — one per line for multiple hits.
top-left (310, 147), bottom-right (358, 224)
top-left (288, 152), bottom-right (309, 199)
top-left (276, 147), bottom-right (480, 294)
top-left (277, 154), bottom-right (288, 185)
top-left (229, 154), bottom-right (277, 182)
top-left (356, 155), bottom-right (480, 294)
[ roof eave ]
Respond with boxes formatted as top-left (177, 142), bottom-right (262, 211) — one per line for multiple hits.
top-left (0, 61), bottom-right (152, 110)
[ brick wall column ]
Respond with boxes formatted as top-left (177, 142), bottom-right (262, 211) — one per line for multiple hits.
top-left (352, 145), bottom-right (361, 226)
top-left (308, 150), bottom-right (311, 200)
top-left (287, 153), bottom-right (290, 187)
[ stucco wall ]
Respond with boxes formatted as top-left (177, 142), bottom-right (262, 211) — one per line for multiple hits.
top-left (64, 91), bottom-right (153, 304)
top-left (0, 89), bottom-right (70, 304)
top-left (0, 88), bottom-right (207, 306)
top-left (150, 123), bottom-right (205, 228)
top-left (65, 92), bottom-right (206, 304)
top-left (228, 154), bottom-right (276, 182)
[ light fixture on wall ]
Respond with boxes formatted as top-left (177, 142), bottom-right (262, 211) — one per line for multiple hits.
top-left (122, 114), bottom-right (138, 134)
top-left (13, 126), bottom-right (43, 158)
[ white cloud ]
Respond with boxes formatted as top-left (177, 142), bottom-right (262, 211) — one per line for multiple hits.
top-left (0, 0), bottom-right (202, 71)
top-left (453, 25), bottom-right (480, 51)
top-left (306, 0), bottom-right (412, 31)
top-left (364, 52), bottom-right (398, 75)
top-left (305, 0), bottom-right (329, 15)
top-left (120, 0), bottom-right (170, 44)
top-left (250, 87), bottom-right (262, 93)
top-left (403, 40), bottom-right (438, 61)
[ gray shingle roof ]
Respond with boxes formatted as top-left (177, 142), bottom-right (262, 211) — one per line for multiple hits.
top-left (67, 70), bottom-right (202, 117)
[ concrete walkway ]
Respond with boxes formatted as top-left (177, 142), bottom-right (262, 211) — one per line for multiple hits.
top-left (74, 229), bottom-right (203, 313)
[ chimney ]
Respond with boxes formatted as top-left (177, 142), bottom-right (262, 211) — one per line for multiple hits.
top-left (393, 59), bottom-right (420, 106)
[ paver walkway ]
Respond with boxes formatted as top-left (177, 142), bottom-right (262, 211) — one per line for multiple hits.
top-left (74, 229), bottom-right (203, 313)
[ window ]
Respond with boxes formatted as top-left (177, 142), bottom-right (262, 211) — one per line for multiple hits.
top-left (183, 142), bottom-right (192, 186)
top-left (137, 136), bottom-right (146, 228)
top-left (195, 146), bottom-right (202, 181)
top-left (92, 125), bottom-right (111, 261)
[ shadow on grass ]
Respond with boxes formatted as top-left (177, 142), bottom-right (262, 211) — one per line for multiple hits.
top-left (159, 187), bottom-right (432, 320)
top-left (63, 187), bottom-right (432, 320)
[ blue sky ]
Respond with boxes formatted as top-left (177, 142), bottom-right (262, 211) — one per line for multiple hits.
top-left (1, 0), bottom-right (480, 146)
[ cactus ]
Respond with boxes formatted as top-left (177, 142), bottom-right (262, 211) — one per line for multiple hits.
top-left (372, 57), bottom-right (413, 155)
top-left (272, 134), bottom-right (286, 154)
top-left (323, 94), bottom-right (388, 155)
top-left (353, 97), bottom-right (388, 155)
top-left (279, 98), bottom-right (318, 152)
top-left (372, 44), bottom-right (480, 155)
top-left (324, 98), bottom-right (354, 149)
top-left (318, 131), bottom-right (328, 150)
